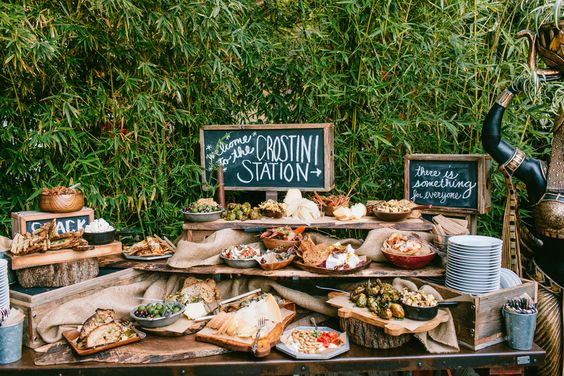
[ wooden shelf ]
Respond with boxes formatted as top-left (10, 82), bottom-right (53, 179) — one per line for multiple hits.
top-left (182, 216), bottom-right (433, 232)
top-left (107, 258), bottom-right (445, 278)
top-left (8, 241), bottom-right (123, 270)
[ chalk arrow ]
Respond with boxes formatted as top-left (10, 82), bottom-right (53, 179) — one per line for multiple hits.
top-left (311, 168), bottom-right (322, 177)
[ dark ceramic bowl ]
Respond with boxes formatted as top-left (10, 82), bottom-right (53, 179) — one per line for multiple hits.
top-left (83, 230), bottom-right (116, 245)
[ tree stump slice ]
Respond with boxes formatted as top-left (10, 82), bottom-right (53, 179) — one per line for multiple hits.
top-left (16, 258), bottom-right (99, 288)
top-left (340, 317), bottom-right (412, 349)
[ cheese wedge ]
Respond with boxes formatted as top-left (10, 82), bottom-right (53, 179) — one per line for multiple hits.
top-left (183, 302), bottom-right (208, 320)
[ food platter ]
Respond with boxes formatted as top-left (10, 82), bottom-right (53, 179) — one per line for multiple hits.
top-left (327, 292), bottom-right (449, 336)
top-left (293, 259), bottom-right (372, 275)
top-left (62, 327), bottom-right (145, 356)
top-left (276, 326), bottom-right (349, 360)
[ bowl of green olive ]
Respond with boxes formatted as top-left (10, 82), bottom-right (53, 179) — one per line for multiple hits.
top-left (130, 301), bottom-right (185, 328)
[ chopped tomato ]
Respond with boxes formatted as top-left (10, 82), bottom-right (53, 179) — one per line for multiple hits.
top-left (316, 331), bottom-right (341, 348)
top-left (294, 226), bottom-right (306, 234)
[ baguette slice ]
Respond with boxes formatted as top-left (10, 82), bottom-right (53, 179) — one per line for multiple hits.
top-left (84, 321), bottom-right (133, 348)
top-left (79, 309), bottom-right (116, 341)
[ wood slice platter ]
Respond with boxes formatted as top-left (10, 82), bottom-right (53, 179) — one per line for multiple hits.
top-left (34, 333), bottom-right (229, 366)
top-left (8, 241), bottom-right (123, 270)
top-left (327, 293), bottom-right (449, 336)
top-left (196, 306), bottom-right (296, 358)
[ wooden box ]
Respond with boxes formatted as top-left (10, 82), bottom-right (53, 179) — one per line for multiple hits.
top-left (9, 268), bottom-right (146, 348)
top-left (11, 208), bottom-right (94, 237)
top-left (413, 278), bottom-right (538, 350)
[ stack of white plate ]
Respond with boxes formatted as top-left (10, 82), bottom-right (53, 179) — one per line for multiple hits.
top-left (0, 259), bottom-right (9, 311)
top-left (446, 235), bottom-right (502, 295)
top-left (500, 268), bottom-right (522, 289)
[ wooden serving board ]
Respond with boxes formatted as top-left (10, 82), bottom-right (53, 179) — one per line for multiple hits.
top-left (196, 306), bottom-right (296, 358)
top-left (8, 241), bottom-right (122, 270)
top-left (327, 293), bottom-right (449, 336)
top-left (62, 328), bottom-right (145, 356)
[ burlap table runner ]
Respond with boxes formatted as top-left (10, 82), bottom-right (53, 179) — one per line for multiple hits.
top-left (392, 278), bottom-right (459, 353)
top-left (36, 272), bottom-right (336, 344)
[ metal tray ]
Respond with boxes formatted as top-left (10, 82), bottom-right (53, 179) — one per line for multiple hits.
top-left (122, 253), bottom-right (174, 261)
top-left (276, 326), bottom-right (349, 360)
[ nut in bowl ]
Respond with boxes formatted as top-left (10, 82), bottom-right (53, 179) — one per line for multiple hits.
top-left (381, 233), bottom-right (437, 269)
top-left (39, 186), bottom-right (84, 213)
top-left (130, 301), bottom-right (185, 328)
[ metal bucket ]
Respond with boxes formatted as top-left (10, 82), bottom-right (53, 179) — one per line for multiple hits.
top-left (0, 314), bottom-right (24, 364)
top-left (502, 307), bottom-right (537, 350)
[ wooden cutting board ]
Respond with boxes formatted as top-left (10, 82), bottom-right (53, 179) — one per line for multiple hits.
top-left (196, 306), bottom-right (296, 358)
top-left (327, 293), bottom-right (449, 336)
top-left (8, 241), bottom-right (122, 270)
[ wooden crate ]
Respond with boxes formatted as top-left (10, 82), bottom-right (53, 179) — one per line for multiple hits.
top-left (11, 208), bottom-right (94, 237)
top-left (413, 278), bottom-right (538, 350)
top-left (9, 268), bottom-right (146, 349)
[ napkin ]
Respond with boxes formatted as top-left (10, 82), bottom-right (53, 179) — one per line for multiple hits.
top-left (392, 278), bottom-right (459, 353)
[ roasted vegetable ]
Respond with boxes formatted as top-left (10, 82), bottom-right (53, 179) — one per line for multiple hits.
top-left (349, 279), bottom-right (403, 320)
top-left (390, 303), bottom-right (405, 319)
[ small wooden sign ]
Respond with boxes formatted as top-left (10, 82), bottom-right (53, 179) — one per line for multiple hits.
top-left (200, 124), bottom-right (334, 191)
top-left (404, 154), bottom-right (491, 214)
top-left (11, 208), bottom-right (94, 237)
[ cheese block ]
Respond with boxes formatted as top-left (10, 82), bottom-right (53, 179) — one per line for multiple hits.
top-left (183, 302), bottom-right (209, 320)
top-left (210, 294), bottom-right (283, 338)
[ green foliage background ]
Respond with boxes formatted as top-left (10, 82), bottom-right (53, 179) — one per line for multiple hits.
top-left (0, 0), bottom-right (560, 238)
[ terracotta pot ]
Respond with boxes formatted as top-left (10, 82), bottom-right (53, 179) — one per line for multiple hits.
top-left (261, 238), bottom-right (299, 251)
top-left (381, 249), bottom-right (436, 269)
top-left (39, 193), bottom-right (84, 213)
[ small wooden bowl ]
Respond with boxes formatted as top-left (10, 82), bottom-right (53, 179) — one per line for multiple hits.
top-left (258, 254), bottom-right (295, 271)
top-left (381, 249), bottom-right (436, 269)
top-left (261, 238), bottom-right (299, 251)
top-left (39, 193), bottom-right (84, 213)
top-left (262, 209), bottom-right (284, 219)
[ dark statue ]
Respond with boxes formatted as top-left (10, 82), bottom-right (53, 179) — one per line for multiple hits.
top-left (482, 21), bottom-right (564, 376)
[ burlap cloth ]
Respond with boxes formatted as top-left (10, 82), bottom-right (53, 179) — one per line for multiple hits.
top-left (392, 278), bottom-right (459, 353)
top-left (168, 228), bottom-right (431, 268)
top-left (36, 272), bottom-right (336, 344)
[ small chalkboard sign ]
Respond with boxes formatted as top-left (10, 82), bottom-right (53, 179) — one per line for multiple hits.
top-left (404, 154), bottom-right (491, 214)
top-left (200, 124), bottom-right (334, 191)
top-left (11, 208), bottom-right (94, 237)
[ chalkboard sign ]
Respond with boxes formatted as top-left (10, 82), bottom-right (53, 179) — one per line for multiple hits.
top-left (11, 208), bottom-right (94, 236)
top-left (404, 154), bottom-right (491, 214)
top-left (200, 124), bottom-right (334, 191)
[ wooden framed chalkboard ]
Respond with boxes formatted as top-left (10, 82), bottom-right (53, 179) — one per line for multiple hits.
top-left (404, 154), bottom-right (491, 214)
top-left (11, 208), bottom-right (94, 237)
top-left (200, 124), bottom-right (334, 191)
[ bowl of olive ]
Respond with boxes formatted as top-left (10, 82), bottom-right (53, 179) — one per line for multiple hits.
top-left (130, 301), bottom-right (185, 328)
top-left (181, 199), bottom-right (224, 222)
top-left (223, 202), bottom-right (262, 221)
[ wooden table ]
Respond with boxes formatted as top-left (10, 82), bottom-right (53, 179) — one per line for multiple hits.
top-left (107, 258), bottom-right (445, 278)
top-left (0, 341), bottom-right (544, 375)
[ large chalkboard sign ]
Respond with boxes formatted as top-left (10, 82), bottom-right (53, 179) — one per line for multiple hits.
top-left (404, 154), bottom-right (491, 214)
top-left (200, 124), bottom-right (334, 191)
